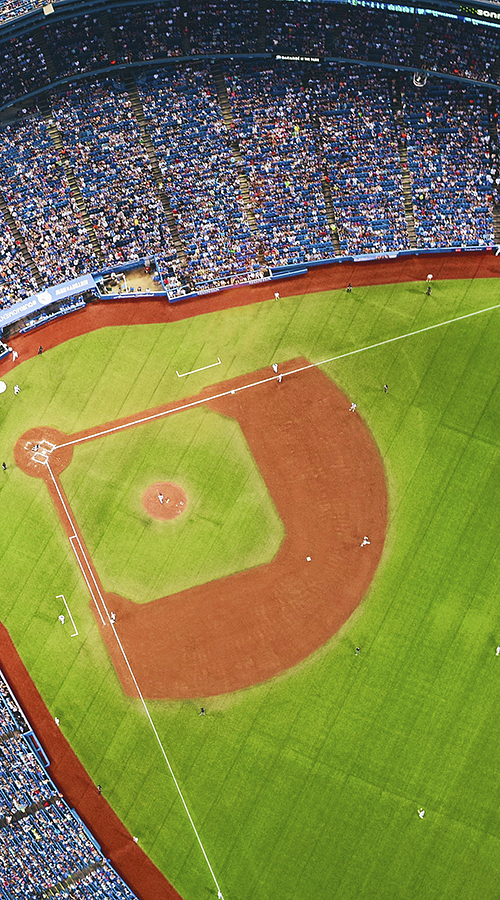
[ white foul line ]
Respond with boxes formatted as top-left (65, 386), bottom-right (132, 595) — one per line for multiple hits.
top-left (69, 536), bottom-right (106, 627)
top-left (40, 296), bottom-right (499, 900)
top-left (54, 298), bottom-right (500, 453)
top-left (176, 357), bottom-right (222, 378)
top-left (45, 459), bottom-right (225, 900)
top-left (46, 462), bottom-right (106, 626)
top-left (56, 593), bottom-right (79, 637)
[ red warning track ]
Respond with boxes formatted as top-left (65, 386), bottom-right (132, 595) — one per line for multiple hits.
top-left (0, 623), bottom-right (181, 900)
top-left (1, 250), bottom-right (497, 369)
top-left (0, 250), bottom-right (497, 900)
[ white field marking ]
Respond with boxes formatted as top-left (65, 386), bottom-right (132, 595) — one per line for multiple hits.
top-left (31, 440), bottom-right (55, 466)
top-left (54, 299), bottom-right (500, 453)
top-left (31, 295), bottom-right (498, 900)
top-left (56, 593), bottom-right (78, 637)
top-left (68, 537), bottom-right (105, 627)
top-left (176, 356), bottom-right (222, 378)
top-left (46, 461), bottom-right (106, 626)
top-left (106, 616), bottom-right (225, 899)
top-left (45, 460), bottom-right (225, 899)
top-left (32, 453), bottom-right (48, 465)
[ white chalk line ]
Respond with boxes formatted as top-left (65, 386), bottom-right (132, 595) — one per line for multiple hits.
top-left (54, 298), bottom-right (500, 453)
top-left (56, 593), bottom-right (78, 637)
top-left (46, 463), bottom-right (106, 626)
top-left (68, 537), bottom-right (106, 627)
top-left (43, 296), bottom-right (500, 900)
top-left (46, 460), bottom-right (224, 899)
top-left (176, 357), bottom-right (222, 377)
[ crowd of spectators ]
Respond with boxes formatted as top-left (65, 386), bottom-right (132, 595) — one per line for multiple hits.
top-left (0, 211), bottom-right (35, 308)
top-left (0, 109), bottom-right (100, 286)
top-left (268, 3), bottom-right (418, 66)
top-left (0, 60), bottom-right (496, 303)
top-left (50, 79), bottom-right (177, 267)
top-left (226, 63), bottom-right (335, 265)
top-left (1, 2), bottom-right (500, 107)
top-left (314, 67), bottom-right (409, 255)
top-left (0, 35), bottom-right (49, 105)
top-left (140, 67), bottom-right (261, 286)
top-left (0, 670), bottom-right (137, 899)
top-left (44, 15), bottom-right (108, 79)
top-left (110, 3), bottom-right (184, 62)
top-left (189, 0), bottom-right (258, 55)
top-left (402, 82), bottom-right (494, 247)
top-left (421, 17), bottom-right (499, 83)
top-left (0, 0), bottom-right (44, 27)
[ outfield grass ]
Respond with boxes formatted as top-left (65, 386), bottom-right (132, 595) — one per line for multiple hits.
top-left (2, 277), bottom-right (500, 899)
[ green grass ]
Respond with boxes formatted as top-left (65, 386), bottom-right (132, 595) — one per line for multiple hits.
top-left (60, 406), bottom-right (283, 600)
top-left (2, 277), bottom-right (500, 899)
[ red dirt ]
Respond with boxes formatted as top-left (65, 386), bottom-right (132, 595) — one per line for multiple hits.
top-left (0, 623), bottom-right (181, 900)
top-left (14, 426), bottom-right (73, 477)
top-left (0, 250), bottom-right (497, 900)
top-left (143, 482), bottom-right (187, 520)
top-left (15, 357), bottom-right (388, 699)
top-left (115, 359), bottom-right (388, 698)
top-left (1, 251), bottom-right (497, 369)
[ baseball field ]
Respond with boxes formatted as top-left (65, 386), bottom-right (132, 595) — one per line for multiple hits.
top-left (1, 253), bottom-right (500, 900)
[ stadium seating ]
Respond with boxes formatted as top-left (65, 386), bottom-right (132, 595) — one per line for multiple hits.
top-left (0, 3), bottom-right (495, 305)
top-left (50, 79), bottom-right (176, 267)
top-left (0, 670), bottom-right (138, 900)
top-left (0, 111), bottom-right (100, 285)
top-left (313, 66), bottom-right (410, 254)
top-left (225, 63), bottom-right (333, 266)
top-left (403, 82), bottom-right (494, 247)
top-left (139, 66), bottom-right (261, 286)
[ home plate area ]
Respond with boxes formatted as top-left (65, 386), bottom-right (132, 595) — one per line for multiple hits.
top-left (14, 427), bottom-right (74, 478)
top-left (27, 438), bottom-right (55, 465)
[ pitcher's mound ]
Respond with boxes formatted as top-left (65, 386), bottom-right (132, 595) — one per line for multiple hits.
top-left (142, 482), bottom-right (187, 520)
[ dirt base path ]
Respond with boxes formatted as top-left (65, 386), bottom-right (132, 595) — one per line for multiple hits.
top-left (14, 357), bottom-right (388, 698)
top-left (0, 249), bottom-right (496, 900)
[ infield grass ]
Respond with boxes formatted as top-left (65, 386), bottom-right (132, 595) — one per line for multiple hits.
top-left (60, 406), bottom-right (284, 601)
top-left (1, 276), bottom-right (500, 899)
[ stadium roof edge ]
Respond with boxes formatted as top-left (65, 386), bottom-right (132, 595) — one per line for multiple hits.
top-left (4, 0), bottom-right (500, 43)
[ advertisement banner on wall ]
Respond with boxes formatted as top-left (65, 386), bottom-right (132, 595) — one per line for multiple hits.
top-left (0, 274), bottom-right (96, 332)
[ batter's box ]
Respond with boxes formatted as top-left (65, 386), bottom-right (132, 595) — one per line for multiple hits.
top-left (28, 439), bottom-right (56, 465)
top-left (14, 360), bottom-right (388, 699)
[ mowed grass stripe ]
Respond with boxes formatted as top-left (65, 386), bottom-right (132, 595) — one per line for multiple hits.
top-left (3, 279), bottom-right (500, 899)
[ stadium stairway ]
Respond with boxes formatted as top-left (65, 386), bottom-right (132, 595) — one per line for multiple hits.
top-left (0, 790), bottom-right (60, 829)
top-left (410, 13), bottom-right (429, 70)
top-left (487, 95), bottom-right (500, 244)
top-left (310, 112), bottom-right (342, 255)
top-left (257, 0), bottom-right (267, 53)
top-left (122, 69), bottom-right (188, 269)
top-left (33, 26), bottom-right (57, 83)
top-left (210, 61), bottom-right (266, 264)
top-left (36, 94), bottom-right (105, 266)
top-left (43, 860), bottom-right (104, 897)
top-left (0, 192), bottom-right (43, 289)
top-left (99, 9), bottom-right (117, 63)
top-left (389, 77), bottom-right (418, 249)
